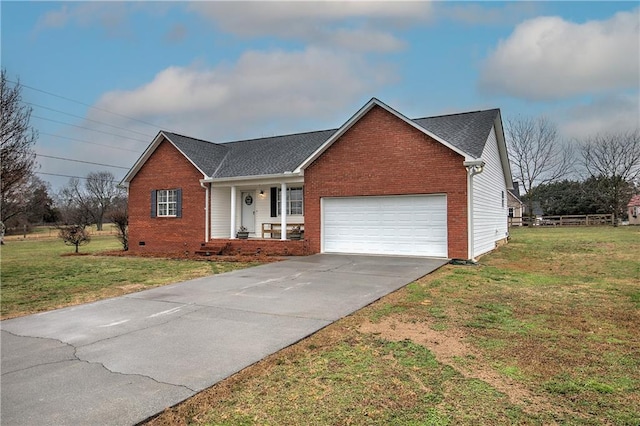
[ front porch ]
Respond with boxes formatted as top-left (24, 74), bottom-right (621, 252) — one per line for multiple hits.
top-left (206, 176), bottom-right (306, 241)
top-left (197, 238), bottom-right (308, 257)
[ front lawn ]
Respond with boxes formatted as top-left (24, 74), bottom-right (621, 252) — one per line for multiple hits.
top-left (147, 226), bottom-right (640, 425)
top-left (0, 235), bottom-right (260, 319)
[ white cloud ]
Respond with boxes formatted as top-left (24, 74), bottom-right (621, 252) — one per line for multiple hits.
top-left (187, 1), bottom-right (432, 53)
top-left (438, 2), bottom-right (540, 26)
top-left (35, 4), bottom-right (71, 29)
top-left (33, 2), bottom-right (170, 37)
top-left (558, 93), bottom-right (640, 140)
top-left (479, 9), bottom-right (640, 100)
top-left (92, 47), bottom-right (396, 141)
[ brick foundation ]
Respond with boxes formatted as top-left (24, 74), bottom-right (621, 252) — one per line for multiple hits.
top-left (197, 239), bottom-right (308, 256)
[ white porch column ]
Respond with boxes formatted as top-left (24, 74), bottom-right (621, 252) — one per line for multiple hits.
top-left (280, 182), bottom-right (287, 240)
top-left (230, 185), bottom-right (237, 239)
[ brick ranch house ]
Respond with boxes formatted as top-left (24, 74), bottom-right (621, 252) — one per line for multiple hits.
top-left (122, 98), bottom-right (513, 260)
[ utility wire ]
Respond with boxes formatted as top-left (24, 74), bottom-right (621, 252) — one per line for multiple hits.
top-left (8, 78), bottom-right (164, 131)
top-left (27, 102), bottom-right (154, 138)
top-left (36, 153), bottom-right (130, 170)
top-left (36, 172), bottom-right (124, 182)
top-left (32, 115), bottom-right (149, 143)
top-left (40, 132), bottom-right (143, 153)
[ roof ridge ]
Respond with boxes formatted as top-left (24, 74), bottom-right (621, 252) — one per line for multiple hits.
top-left (163, 108), bottom-right (498, 147)
top-left (412, 108), bottom-right (499, 121)
top-left (162, 130), bottom-right (224, 147)
top-left (222, 127), bottom-right (338, 146)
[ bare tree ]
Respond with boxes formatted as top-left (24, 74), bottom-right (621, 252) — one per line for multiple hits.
top-left (60, 171), bottom-right (124, 231)
top-left (581, 130), bottom-right (640, 222)
top-left (85, 171), bottom-right (123, 231)
top-left (1, 69), bottom-right (37, 223)
top-left (506, 116), bottom-right (574, 216)
top-left (58, 225), bottom-right (91, 253)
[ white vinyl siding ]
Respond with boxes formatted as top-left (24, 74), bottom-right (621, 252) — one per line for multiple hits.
top-left (472, 126), bottom-right (508, 256)
top-left (211, 187), bottom-right (231, 238)
top-left (211, 184), bottom-right (305, 238)
top-left (322, 195), bottom-right (447, 257)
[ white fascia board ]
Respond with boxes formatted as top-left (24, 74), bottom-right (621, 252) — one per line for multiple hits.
top-left (205, 172), bottom-right (304, 187)
top-left (120, 131), bottom-right (165, 184)
top-left (161, 133), bottom-right (208, 178)
top-left (375, 99), bottom-right (472, 160)
top-left (492, 111), bottom-right (514, 190)
top-left (121, 131), bottom-right (207, 184)
top-left (295, 98), bottom-right (472, 172)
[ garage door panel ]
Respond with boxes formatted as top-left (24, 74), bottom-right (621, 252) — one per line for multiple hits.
top-left (322, 195), bottom-right (447, 257)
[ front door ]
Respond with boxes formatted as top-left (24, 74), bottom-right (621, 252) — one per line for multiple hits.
top-left (241, 191), bottom-right (255, 233)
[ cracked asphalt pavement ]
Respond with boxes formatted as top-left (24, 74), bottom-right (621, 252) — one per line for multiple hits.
top-left (1, 254), bottom-right (447, 425)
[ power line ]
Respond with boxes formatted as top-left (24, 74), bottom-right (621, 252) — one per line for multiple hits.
top-left (40, 132), bottom-right (143, 153)
top-left (36, 172), bottom-right (124, 182)
top-left (36, 153), bottom-right (131, 170)
top-left (7, 78), bottom-right (164, 131)
top-left (27, 102), bottom-right (154, 138)
top-left (32, 115), bottom-right (149, 143)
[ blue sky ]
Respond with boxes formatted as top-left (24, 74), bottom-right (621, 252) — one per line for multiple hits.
top-left (2, 1), bottom-right (639, 191)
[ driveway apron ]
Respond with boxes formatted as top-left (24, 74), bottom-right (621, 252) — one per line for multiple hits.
top-left (1, 254), bottom-right (447, 425)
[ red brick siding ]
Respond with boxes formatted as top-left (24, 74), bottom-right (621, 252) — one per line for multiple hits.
top-left (200, 239), bottom-right (308, 256)
top-left (304, 105), bottom-right (468, 258)
top-left (128, 139), bottom-right (206, 253)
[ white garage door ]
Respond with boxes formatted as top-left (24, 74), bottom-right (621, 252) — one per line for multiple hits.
top-left (322, 195), bottom-right (448, 257)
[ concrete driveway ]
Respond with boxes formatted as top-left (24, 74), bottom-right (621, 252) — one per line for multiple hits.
top-left (1, 254), bottom-right (447, 425)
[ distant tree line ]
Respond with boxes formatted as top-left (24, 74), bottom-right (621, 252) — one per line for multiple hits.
top-left (507, 116), bottom-right (639, 221)
top-left (523, 176), bottom-right (635, 218)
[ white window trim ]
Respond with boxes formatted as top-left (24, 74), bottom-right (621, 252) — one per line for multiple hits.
top-left (277, 186), bottom-right (304, 216)
top-left (157, 189), bottom-right (178, 217)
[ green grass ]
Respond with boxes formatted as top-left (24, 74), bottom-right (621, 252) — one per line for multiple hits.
top-left (0, 235), bottom-right (259, 318)
top-left (147, 226), bottom-right (640, 426)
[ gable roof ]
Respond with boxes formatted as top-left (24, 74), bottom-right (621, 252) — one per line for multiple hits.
top-left (163, 132), bottom-right (230, 176)
top-left (413, 108), bottom-right (500, 159)
top-left (297, 98), bottom-right (478, 171)
top-left (507, 189), bottom-right (524, 205)
top-left (210, 129), bottom-right (336, 178)
top-left (122, 98), bottom-right (506, 184)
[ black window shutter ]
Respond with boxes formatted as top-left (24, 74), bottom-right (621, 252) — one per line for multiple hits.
top-left (150, 190), bottom-right (157, 217)
top-left (270, 187), bottom-right (278, 217)
top-left (176, 188), bottom-right (182, 218)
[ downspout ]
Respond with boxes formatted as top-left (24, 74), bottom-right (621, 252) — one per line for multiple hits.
top-left (464, 160), bottom-right (485, 262)
top-left (200, 180), bottom-right (209, 243)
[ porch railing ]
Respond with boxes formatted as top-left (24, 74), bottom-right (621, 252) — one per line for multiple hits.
top-left (261, 223), bottom-right (304, 239)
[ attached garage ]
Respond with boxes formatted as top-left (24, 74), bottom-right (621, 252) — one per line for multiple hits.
top-left (322, 195), bottom-right (448, 257)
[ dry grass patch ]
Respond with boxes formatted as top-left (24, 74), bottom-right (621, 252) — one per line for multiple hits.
top-left (146, 226), bottom-right (639, 425)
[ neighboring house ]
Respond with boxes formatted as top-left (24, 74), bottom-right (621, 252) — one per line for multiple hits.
top-left (628, 194), bottom-right (640, 225)
top-left (507, 189), bottom-right (525, 226)
top-left (122, 98), bottom-right (513, 260)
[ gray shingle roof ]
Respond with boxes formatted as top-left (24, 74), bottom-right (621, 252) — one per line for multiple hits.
top-left (163, 132), bottom-right (229, 176)
top-left (414, 109), bottom-right (500, 158)
top-left (161, 108), bottom-right (499, 179)
top-left (213, 129), bottom-right (337, 178)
